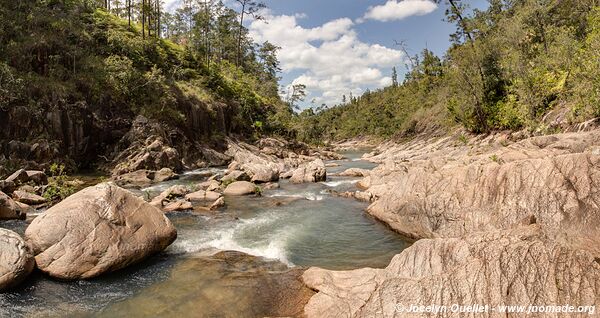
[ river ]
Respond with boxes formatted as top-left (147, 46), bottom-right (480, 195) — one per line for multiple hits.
top-left (0, 150), bottom-right (409, 317)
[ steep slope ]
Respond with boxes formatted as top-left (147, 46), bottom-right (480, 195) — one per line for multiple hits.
top-left (0, 1), bottom-right (279, 176)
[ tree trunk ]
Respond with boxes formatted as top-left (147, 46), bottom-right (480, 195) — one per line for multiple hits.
top-left (128, 0), bottom-right (131, 28)
top-left (156, 0), bottom-right (161, 38)
top-left (236, 1), bottom-right (246, 67)
top-left (205, 0), bottom-right (211, 70)
top-left (142, 0), bottom-right (146, 39)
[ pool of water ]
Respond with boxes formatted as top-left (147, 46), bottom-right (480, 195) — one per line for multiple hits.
top-left (0, 151), bottom-right (408, 317)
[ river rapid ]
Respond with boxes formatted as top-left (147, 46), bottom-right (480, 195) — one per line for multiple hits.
top-left (0, 150), bottom-right (409, 317)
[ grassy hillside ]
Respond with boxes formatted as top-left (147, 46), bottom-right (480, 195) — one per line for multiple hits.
top-left (0, 0), bottom-right (284, 172)
top-left (293, 1), bottom-right (600, 143)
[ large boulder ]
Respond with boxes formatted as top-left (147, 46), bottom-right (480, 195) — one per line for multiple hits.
top-left (224, 181), bottom-right (258, 196)
top-left (0, 191), bottom-right (26, 220)
top-left (24, 183), bottom-right (177, 280)
top-left (290, 159), bottom-right (327, 183)
top-left (303, 225), bottom-right (600, 318)
top-left (366, 153), bottom-right (600, 251)
top-left (112, 136), bottom-right (183, 176)
top-left (225, 142), bottom-right (281, 183)
top-left (0, 229), bottom-right (35, 291)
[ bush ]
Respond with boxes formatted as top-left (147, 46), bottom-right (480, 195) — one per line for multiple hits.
top-left (43, 163), bottom-right (76, 202)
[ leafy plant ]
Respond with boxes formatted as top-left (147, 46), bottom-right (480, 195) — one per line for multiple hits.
top-left (490, 154), bottom-right (503, 164)
top-left (43, 163), bottom-right (76, 202)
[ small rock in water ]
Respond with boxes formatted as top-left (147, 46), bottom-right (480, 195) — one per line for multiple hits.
top-left (221, 170), bottom-right (250, 183)
top-left (185, 190), bottom-right (222, 203)
top-left (153, 168), bottom-right (178, 183)
top-left (164, 200), bottom-right (193, 212)
top-left (224, 181), bottom-right (258, 196)
top-left (290, 159), bottom-right (327, 183)
top-left (209, 197), bottom-right (226, 210)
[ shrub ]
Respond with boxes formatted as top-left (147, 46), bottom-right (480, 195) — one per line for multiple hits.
top-left (43, 163), bottom-right (76, 202)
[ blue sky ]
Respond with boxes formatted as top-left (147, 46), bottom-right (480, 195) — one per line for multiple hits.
top-left (166, 0), bottom-right (489, 107)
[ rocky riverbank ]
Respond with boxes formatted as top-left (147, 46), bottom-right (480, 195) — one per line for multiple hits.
top-left (0, 135), bottom-right (343, 293)
top-left (302, 126), bottom-right (600, 317)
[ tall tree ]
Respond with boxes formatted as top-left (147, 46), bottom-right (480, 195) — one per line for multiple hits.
top-left (287, 83), bottom-right (306, 110)
top-left (234, 0), bottom-right (265, 67)
top-left (142, 0), bottom-right (146, 39)
top-left (127, 0), bottom-right (131, 28)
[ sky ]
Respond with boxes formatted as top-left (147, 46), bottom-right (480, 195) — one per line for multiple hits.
top-left (165, 0), bottom-right (489, 108)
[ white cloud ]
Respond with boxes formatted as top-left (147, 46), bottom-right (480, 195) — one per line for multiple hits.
top-left (163, 0), bottom-right (181, 12)
top-left (249, 11), bottom-right (405, 106)
top-left (361, 0), bottom-right (437, 22)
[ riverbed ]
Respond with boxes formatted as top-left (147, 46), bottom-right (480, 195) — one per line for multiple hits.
top-left (0, 151), bottom-right (409, 317)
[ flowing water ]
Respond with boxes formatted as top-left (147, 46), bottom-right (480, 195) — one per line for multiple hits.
top-left (0, 150), bottom-right (409, 317)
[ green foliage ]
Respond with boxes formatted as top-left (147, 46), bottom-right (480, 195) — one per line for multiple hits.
top-left (0, 0), bottom-right (283, 144)
top-left (572, 7), bottom-right (600, 118)
top-left (43, 164), bottom-right (76, 202)
top-left (489, 154), bottom-right (504, 164)
top-left (293, 0), bottom-right (600, 143)
top-left (0, 62), bottom-right (23, 109)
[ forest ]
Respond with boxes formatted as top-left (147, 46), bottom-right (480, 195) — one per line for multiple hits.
top-left (0, 0), bottom-right (291, 138)
top-left (1, 0), bottom-right (599, 151)
top-left (293, 0), bottom-right (600, 143)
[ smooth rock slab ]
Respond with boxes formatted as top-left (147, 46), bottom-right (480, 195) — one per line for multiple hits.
top-left (0, 229), bottom-right (35, 291)
top-left (25, 183), bottom-right (177, 280)
top-left (303, 225), bottom-right (600, 318)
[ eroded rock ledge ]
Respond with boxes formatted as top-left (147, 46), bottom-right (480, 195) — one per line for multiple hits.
top-left (303, 128), bottom-right (600, 317)
top-left (303, 225), bottom-right (600, 317)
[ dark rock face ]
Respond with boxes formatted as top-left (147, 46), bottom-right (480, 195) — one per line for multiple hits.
top-left (0, 100), bottom-right (235, 176)
top-left (0, 105), bottom-right (127, 172)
